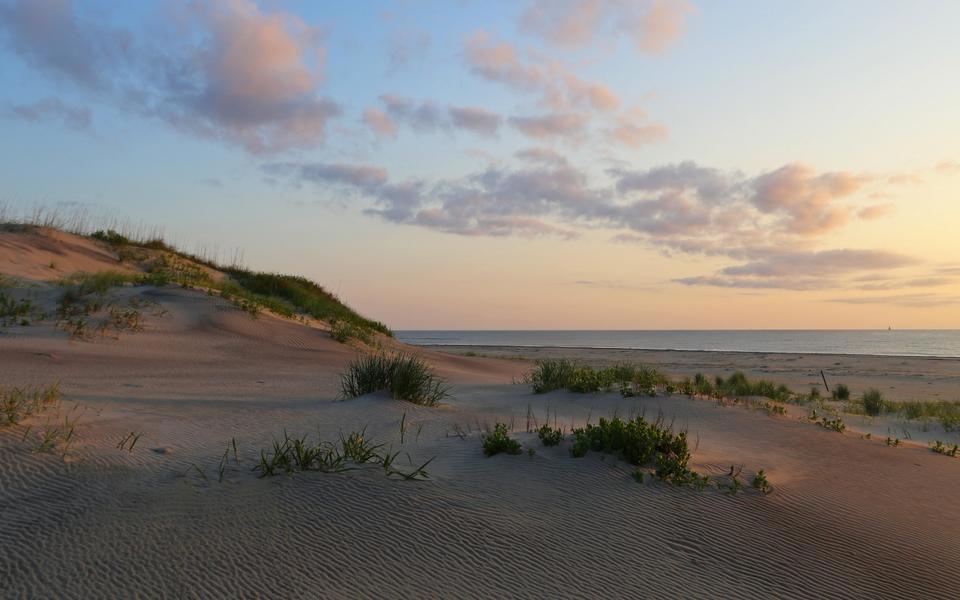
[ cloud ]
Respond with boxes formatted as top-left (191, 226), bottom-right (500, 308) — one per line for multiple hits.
top-left (720, 249), bottom-right (917, 278)
top-left (462, 29), bottom-right (621, 113)
top-left (0, 0), bottom-right (132, 88)
top-left (6, 98), bottom-right (91, 130)
top-left (269, 157), bottom-right (911, 258)
top-left (750, 164), bottom-right (868, 235)
top-left (605, 115), bottom-right (667, 147)
top-left (263, 162), bottom-right (387, 188)
top-left (369, 94), bottom-right (503, 138)
top-left (674, 276), bottom-right (833, 291)
top-left (857, 203), bottom-right (894, 220)
top-left (935, 160), bottom-right (960, 174)
top-left (509, 113), bottom-right (589, 139)
top-left (448, 106), bottom-right (502, 137)
top-left (858, 277), bottom-right (954, 291)
top-left (362, 106), bottom-right (397, 138)
top-left (828, 294), bottom-right (960, 308)
top-left (379, 94), bottom-right (445, 132)
top-left (515, 147), bottom-right (569, 167)
top-left (519, 0), bottom-right (695, 54)
top-left (0, 0), bottom-right (340, 153)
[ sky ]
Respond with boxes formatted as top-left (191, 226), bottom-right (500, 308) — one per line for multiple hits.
top-left (1, 0), bottom-right (959, 330)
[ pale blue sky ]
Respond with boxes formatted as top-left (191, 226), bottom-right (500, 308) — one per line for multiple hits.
top-left (1, 1), bottom-right (958, 328)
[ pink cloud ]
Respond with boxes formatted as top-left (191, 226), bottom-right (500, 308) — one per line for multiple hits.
top-left (362, 106), bottom-right (397, 138)
top-left (509, 113), bottom-right (589, 139)
top-left (519, 0), bottom-right (696, 54)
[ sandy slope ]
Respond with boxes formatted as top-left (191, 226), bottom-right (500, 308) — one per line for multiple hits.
top-left (2, 230), bottom-right (960, 598)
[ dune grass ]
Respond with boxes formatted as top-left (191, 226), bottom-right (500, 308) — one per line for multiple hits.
top-left (530, 360), bottom-right (793, 408)
top-left (339, 353), bottom-right (451, 406)
top-left (1, 383), bottom-right (61, 427)
top-left (530, 359), bottom-right (669, 395)
top-left (88, 228), bottom-right (390, 341)
top-left (253, 428), bottom-right (433, 480)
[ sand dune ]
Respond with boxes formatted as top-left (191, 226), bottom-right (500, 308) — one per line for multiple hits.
top-left (2, 228), bottom-right (960, 598)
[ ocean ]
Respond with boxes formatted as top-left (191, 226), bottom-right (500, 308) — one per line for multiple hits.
top-left (395, 330), bottom-right (960, 358)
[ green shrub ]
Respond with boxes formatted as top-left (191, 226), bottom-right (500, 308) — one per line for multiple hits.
top-left (569, 414), bottom-right (706, 487)
top-left (482, 423), bottom-right (522, 456)
top-left (537, 424), bottom-right (563, 446)
top-left (831, 383), bottom-right (850, 401)
top-left (862, 389), bottom-right (884, 416)
top-left (339, 353), bottom-right (450, 406)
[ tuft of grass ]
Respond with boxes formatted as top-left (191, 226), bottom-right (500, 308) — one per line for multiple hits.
top-left (339, 353), bottom-right (451, 406)
top-left (330, 319), bottom-right (372, 345)
top-left (481, 423), bottom-right (522, 456)
top-left (252, 428), bottom-right (433, 480)
top-left (862, 389), bottom-right (884, 416)
top-left (1, 383), bottom-right (61, 427)
top-left (832, 383), bottom-right (850, 401)
top-left (530, 359), bottom-right (669, 395)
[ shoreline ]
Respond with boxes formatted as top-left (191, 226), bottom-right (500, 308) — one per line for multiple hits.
top-left (407, 342), bottom-right (960, 361)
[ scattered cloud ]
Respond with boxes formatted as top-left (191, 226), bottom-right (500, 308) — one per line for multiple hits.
top-left (462, 29), bottom-right (621, 113)
top-left (362, 106), bottom-right (398, 139)
top-left (857, 203), bottom-right (894, 220)
top-left (515, 147), bottom-right (569, 167)
top-left (519, 0), bottom-right (696, 54)
top-left (934, 160), bottom-right (960, 174)
top-left (448, 106), bottom-right (502, 137)
top-left (6, 98), bottom-right (91, 130)
top-left (0, 0), bottom-right (340, 153)
top-left (509, 112), bottom-right (589, 139)
top-left (828, 293), bottom-right (960, 308)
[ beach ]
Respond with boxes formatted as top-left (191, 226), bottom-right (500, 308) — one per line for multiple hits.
top-left (3, 228), bottom-right (960, 598)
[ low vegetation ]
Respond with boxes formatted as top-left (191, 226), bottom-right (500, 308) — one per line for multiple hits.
top-left (88, 228), bottom-right (390, 343)
top-left (862, 388), bottom-right (884, 416)
top-left (570, 414), bottom-right (709, 488)
top-left (339, 353), bottom-right (451, 406)
top-left (536, 424), bottom-right (563, 447)
top-left (481, 423), bottom-right (523, 456)
top-left (1, 383), bottom-right (61, 427)
top-left (531, 359), bottom-right (669, 395)
top-left (252, 428), bottom-right (433, 480)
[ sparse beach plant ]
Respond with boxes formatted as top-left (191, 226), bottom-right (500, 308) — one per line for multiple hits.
top-left (481, 423), bottom-right (522, 456)
top-left (537, 424), bottom-right (563, 446)
top-left (832, 384), bottom-right (850, 401)
top-left (339, 353), bottom-right (451, 406)
top-left (751, 470), bottom-right (771, 494)
top-left (862, 389), bottom-right (884, 416)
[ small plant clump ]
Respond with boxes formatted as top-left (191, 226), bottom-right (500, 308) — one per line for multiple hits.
top-left (931, 440), bottom-right (959, 457)
top-left (537, 424), bottom-right (563, 446)
top-left (862, 389), bottom-right (884, 416)
top-left (751, 470), bottom-right (771, 494)
top-left (253, 428), bottom-right (433, 480)
top-left (481, 423), bottom-right (522, 457)
top-left (339, 353), bottom-right (451, 406)
top-left (832, 383), bottom-right (850, 401)
top-left (570, 414), bottom-right (708, 488)
top-left (818, 416), bottom-right (846, 433)
top-left (1, 383), bottom-right (61, 426)
top-left (530, 359), bottom-right (669, 395)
